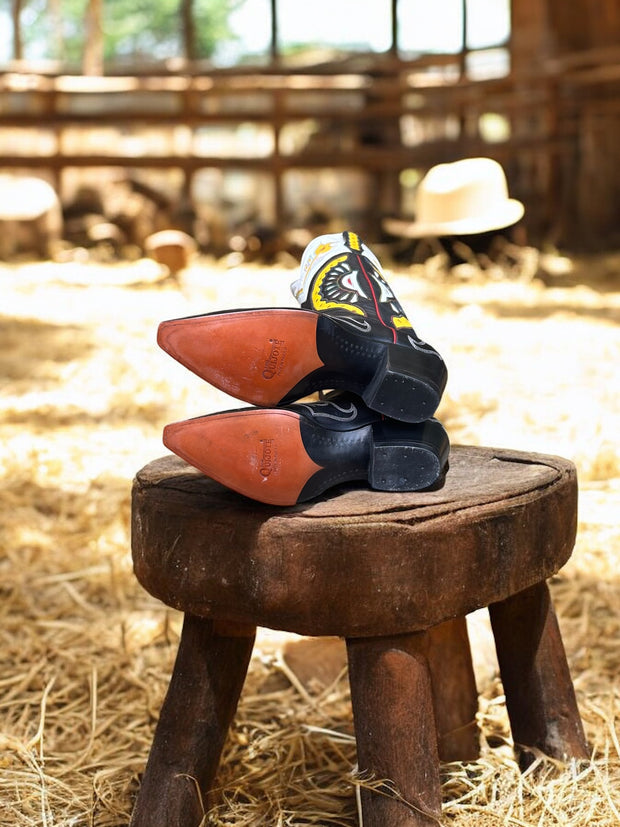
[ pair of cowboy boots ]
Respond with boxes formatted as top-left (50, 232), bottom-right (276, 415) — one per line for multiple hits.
top-left (158, 231), bottom-right (449, 506)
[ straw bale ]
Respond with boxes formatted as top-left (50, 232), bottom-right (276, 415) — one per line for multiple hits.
top-left (0, 252), bottom-right (618, 825)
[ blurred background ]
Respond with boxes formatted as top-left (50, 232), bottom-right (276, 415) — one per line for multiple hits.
top-left (1, 0), bottom-right (619, 258)
top-left (1, 2), bottom-right (619, 825)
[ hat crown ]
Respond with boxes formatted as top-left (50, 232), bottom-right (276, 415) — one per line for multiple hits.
top-left (415, 157), bottom-right (518, 231)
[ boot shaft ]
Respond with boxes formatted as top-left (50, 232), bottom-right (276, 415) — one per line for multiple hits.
top-left (291, 230), bottom-right (412, 340)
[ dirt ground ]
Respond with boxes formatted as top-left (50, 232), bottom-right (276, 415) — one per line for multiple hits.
top-left (0, 247), bottom-right (619, 825)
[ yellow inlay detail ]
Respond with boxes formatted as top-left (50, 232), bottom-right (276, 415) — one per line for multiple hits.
top-left (345, 232), bottom-right (361, 251)
top-left (392, 316), bottom-right (412, 329)
top-left (311, 256), bottom-right (365, 315)
top-left (314, 242), bottom-right (333, 256)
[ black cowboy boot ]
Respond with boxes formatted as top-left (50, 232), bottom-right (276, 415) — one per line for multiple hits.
top-left (163, 392), bottom-right (450, 506)
top-left (157, 231), bottom-right (447, 423)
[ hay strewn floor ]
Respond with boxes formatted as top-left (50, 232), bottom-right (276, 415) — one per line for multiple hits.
top-left (1, 250), bottom-right (619, 825)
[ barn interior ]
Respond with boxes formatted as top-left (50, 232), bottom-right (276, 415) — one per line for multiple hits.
top-left (1, 1), bottom-right (619, 825)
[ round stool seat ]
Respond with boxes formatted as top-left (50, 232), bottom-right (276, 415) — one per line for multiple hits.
top-left (132, 444), bottom-right (577, 638)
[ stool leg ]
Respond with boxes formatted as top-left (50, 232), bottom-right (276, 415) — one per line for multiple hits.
top-left (130, 613), bottom-right (256, 827)
top-left (489, 581), bottom-right (588, 769)
top-left (346, 633), bottom-right (442, 827)
top-left (427, 618), bottom-right (480, 762)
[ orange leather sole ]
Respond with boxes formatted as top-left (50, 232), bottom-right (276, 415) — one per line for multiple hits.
top-left (163, 409), bottom-right (324, 506)
top-left (158, 309), bottom-right (324, 406)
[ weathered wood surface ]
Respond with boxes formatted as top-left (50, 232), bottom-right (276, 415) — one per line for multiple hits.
top-left (130, 444), bottom-right (586, 827)
top-left (281, 618), bottom-right (480, 763)
top-left (129, 614), bottom-right (255, 827)
top-left (347, 632), bottom-right (442, 827)
top-left (426, 617), bottom-right (480, 762)
top-left (490, 581), bottom-right (589, 766)
top-left (132, 445), bottom-right (578, 637)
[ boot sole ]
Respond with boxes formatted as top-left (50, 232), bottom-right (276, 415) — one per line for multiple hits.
top-left (158, 308), bottom-right (446, 422)
top-left (158, 309), bottom-right (323, 407)
top-left (163, 408), bottom-right (448, 506)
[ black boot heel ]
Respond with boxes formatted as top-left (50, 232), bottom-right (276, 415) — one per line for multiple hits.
top-left (369, 419), bottom-right (449, 492)
top-left (363, 343), bottom-right (447, 423)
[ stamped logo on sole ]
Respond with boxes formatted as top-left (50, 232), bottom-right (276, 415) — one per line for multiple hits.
top-left (259, 438), bottom-right (276, 477)
top-left (262, 338), bottom-right (287, 380)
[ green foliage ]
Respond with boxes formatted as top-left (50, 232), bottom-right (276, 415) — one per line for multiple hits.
top-left (105, 0), bottom-right (238, 62)
top-left (59, 0), bottom-right (91, 65)
top-left (17, 0), bottom-right (241, 67)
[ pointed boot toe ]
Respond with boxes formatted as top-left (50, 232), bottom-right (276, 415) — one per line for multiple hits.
top-left (163, 393), bottom-right (450, 506)
top-left (158, 308), bottom-right (325, 407)
top-left (163, 407), bottom-right (323, 506)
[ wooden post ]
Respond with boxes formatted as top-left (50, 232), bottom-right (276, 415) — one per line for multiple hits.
top-left (390, 0), bottom-right (398, 56)
top-left (11, 0), bottom-right (23, 60)
top-left (83, 0), bottom-right (103, 76)
top-left (270, 0), bottom-right (278, 61)
top-left (459, 0), bottom-right (468, 80)
top-left (181, 0), bottom-right (197, 63)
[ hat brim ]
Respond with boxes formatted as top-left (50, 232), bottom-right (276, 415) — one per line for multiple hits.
top-left (383, 199), bottom-right (524, 239)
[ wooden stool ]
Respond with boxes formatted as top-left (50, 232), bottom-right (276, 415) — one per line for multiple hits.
top-left (129, 445), bottom-right (588, 827)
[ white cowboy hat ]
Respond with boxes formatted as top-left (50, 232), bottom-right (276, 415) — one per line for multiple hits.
top-left (384, 157), bottom-right (524, 238)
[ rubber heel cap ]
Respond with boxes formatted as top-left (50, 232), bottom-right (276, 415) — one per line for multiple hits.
top-left (363, 344), bottom-right (444, 423)
top-left (369, 442), bottom-right (442, 492)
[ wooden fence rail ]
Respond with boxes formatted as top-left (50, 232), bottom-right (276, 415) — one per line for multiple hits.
top-left (1, 52), bottom-right (619, 247)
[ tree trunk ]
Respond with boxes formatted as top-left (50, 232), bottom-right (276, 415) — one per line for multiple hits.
top-left (180, 0), bottom-right (196, 62)
top-left (48, 0), bottom-right (64, 62)
top-left (12, 0), bottom-right (23, 60)
top-left (83, 0), bottom-right (103, 75)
